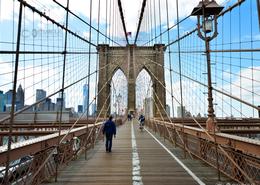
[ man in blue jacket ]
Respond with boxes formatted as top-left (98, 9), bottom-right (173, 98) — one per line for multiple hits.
top-left (102, 115), bottom-right (116, 152)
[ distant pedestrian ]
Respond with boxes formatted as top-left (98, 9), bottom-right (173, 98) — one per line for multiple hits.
top-left (138, 114), bottom-right (145, 131)
top-left (102, 115), bottom-right (116, 152)
top-left (127, 113), bottom-right (132, 121)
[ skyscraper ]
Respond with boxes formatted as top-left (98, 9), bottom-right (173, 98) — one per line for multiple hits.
top-left (36, 89), bottom-right (46, 111)
top-left (92, 103), bottom-right (96, 116)
top-left (56, 97), bottom-right (65, 110)
top-left (44, 98), bottom-right (53, 111)
top-left (4, 90), bottom-right (13, 112)
top-left (177, 106), bottom-right (188, 117)
top-left (0, 91), bottom-right (4, 112)
top-left (16, 84), bottom-right (24, 110)
top-left (58, 91), bottom-right (66, 108)
top-left (83, 84), bottom-right (89, 113)
top-left (78, 105), bottom-right (83, 113)
top-left (36, 89), bottom-right (47, 101)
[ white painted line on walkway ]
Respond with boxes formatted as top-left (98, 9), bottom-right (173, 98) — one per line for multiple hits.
top-left (131, 121), bottom-right (144, 185)
top-left (144, 127), bottom-right (205, 185)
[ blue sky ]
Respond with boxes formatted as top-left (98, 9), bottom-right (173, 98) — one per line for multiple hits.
top-left (0, 0), bottom-right (260, 118)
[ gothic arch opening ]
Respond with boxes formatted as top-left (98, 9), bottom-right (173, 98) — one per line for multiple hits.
top-left (135, 68), bottom-right (153, 117)
top-left (110, 68), bottom-right (128, 116)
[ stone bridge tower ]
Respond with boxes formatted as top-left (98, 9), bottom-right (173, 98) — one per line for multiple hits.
top-left (97, 44), bottom-right (166, 118)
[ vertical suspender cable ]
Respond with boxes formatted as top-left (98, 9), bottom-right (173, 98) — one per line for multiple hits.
top-left (55, 0), bottom-right (69, 182)
top-left (95, 0), bottom-right (101, 118)
top-left (134, 0), bottom-right (147, 44)
top-left (175, 0), bottom-right (186, 158)
top-left (158, 0), bottom-right (162, 43)
top-left (166, 0), bottom-right (174, 118)
top-left (109, 0), bottom-right (112, 45)
top-left (4, 1), bottom-right (23, 184)
top-left (117, 0), bottom-right (129, 44)
top-left (229, 10), bottom-right (232, 116)
top-left (149, 0), bottom-right (153, 45)
top-left (85, 0), bottom-right (93, 160)
top-left (106, 0), bottom-right (108, 43)
top-left (250, 0), bottom-right (255, 117)
top-left (239, 4), bottom-right (242, 117)
top-left (153, 0), bottom-right (157, 44)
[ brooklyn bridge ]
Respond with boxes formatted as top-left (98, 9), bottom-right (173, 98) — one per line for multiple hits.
top-left (0, 0), bottom-right (259, 184)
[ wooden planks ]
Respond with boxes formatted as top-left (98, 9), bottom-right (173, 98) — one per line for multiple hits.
top-left (45, 120), bottom-right (233, 185)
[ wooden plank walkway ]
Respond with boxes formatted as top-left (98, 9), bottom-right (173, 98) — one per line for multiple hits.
top-left (46, 120), bottom-right (233, 185)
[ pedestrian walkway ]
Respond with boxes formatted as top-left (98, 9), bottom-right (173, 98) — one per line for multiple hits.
top-left (46, 119), bottom-right (233, 185)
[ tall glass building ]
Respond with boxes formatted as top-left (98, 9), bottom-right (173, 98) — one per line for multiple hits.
top-left (83, 84), bottom-right (89, 113)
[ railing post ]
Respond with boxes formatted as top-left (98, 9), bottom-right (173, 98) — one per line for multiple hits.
top-left (174, 128), bottom-right (177, 148)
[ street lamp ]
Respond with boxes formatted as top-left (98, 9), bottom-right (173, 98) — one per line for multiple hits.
top-left (191, 0), bottom-right (223, 132)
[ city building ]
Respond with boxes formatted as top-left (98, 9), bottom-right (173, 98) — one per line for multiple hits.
top-left (78, 105), bottom-right (83, 113)
top-left (58, 92), bottom-right (66, 108)
top-left (36, 89), bottom-right (47, 101)
top-left (43, 98), bottom-right (54, 111)
top-left (4, 90), bottom-right (13, 112)
top-left (0, 91), bottom-right (4, 112)
top-left (177, 106), bottom-right (191, 118)
top-left (177, 106), bottom-right (185, 118)
top-left (16, 84), bottom-right (24, 110)
top-left (56, 97), bottom-right (65, 110)
top-left (65, 107), bottom-right (77, 118)
top-left (92, 103), bottom-right (96, 116)
top-left (36, 89), bottom-right (46, 111)
top-left (83, 84), bottom-right (89, 112)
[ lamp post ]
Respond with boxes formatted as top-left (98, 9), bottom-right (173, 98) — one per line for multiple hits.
top-left (191, 0), bottom-right (223, 132)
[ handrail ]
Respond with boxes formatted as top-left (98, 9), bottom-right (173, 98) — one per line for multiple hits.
top-left (0, 122), bottom-right (103, 163)
top-left (152, 119), bottom-right (260, 157)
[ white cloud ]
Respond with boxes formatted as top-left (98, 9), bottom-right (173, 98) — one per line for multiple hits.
top-left (223, 66), bottom-right (260, 104)
top-left (83, 31), bottom-right (90, 39)
top-left (0, 0), bottom-right (19, 22)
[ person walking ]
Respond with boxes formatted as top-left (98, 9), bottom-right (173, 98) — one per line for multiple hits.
top-left (102, 115), bottom-right (116, 152)
top-left (138, 114), bottom-right (145, 131)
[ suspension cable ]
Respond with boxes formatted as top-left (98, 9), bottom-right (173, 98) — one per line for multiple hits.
top-left (117, 0), bottom-right (129, 44)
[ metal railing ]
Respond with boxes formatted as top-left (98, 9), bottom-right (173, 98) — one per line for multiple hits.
top-left (0, 121), bottom-right (107, 184)
top-left (146, 119), bottom-right (260, 184)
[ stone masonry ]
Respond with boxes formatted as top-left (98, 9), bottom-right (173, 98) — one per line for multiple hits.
top-left (97, 44), bottom-right (166, 118)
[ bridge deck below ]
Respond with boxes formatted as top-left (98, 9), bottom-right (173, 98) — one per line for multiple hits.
top-left (46, 120), bottom-right (232, 185)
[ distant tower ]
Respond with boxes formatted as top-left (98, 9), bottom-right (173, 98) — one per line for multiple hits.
top-left (16, 84), bottom-right (24, 110)
top-left (36, 89), bottom-right (47, 111)
top-left (92, 103), bottom-right (96, 116)
top-left (78, 105), bottom-right (83, 113)
top-left (4, 90), bottom-right (13, 112)
top-left (36, 89), bottom-right (47, 101)
top-left (83, 84), bottom-right (89, 113)
top-left (0, 91), bottom-right (4, 112)
top-left (56, 97), bottom-right (65, 110)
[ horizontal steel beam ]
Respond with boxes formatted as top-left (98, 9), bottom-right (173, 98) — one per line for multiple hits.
top-left (0, 130), bottom-right (57, 136)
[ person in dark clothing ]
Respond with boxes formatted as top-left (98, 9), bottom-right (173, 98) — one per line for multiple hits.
top-left (127, 114), bottom-right (132, 121)
top-left (102, 115), bottom-right (116, 152)
top-left (139, 114), bottom-right (145, 124)
top-left (138, 114), bottom-right (145, 131)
